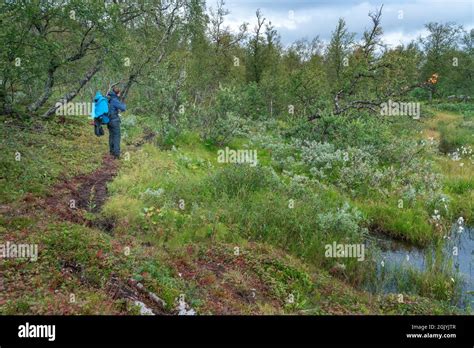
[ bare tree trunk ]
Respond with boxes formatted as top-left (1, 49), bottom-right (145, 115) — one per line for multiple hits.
top-left (42, 57), bottom-right (103, 118)
top-left (120, 73), bottom-right (137, 102)
top-left (28, 26), bottom-right (96, 114)
top-left (28, 64), bottom-right (57, 112)
top-left (121, 44), bottom-right (168, 102)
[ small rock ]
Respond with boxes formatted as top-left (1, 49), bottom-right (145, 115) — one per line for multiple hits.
top-left (134, 300), bottom-right (155, 315)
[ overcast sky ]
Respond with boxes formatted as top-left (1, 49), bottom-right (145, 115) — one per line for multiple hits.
top-left (214, 0), bottom-right (473, 47)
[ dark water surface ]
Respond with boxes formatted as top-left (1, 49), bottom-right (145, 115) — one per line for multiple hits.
top-left (366, 226), bottom-right (473, 311)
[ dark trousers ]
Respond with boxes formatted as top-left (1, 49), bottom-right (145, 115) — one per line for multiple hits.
top-left (107, 118), bottom-right (121, 158)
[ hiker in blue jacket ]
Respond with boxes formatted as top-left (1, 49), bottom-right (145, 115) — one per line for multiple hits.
top-left (107, 87), bottom-right (126, 159)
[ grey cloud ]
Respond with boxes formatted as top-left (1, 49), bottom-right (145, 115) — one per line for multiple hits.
top-left (220, 0), bottom-right (473, 46)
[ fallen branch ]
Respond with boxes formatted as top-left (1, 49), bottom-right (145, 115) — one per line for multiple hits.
top-left (130, 279), bottom-right (167, 309)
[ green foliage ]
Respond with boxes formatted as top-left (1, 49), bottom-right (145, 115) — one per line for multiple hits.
top-left (134, 260), bottom-right (186, 310)
top-left (198, 86), bottom-right (255, 145)
top-left (0, 115), bottom-right (103, 203)
top-left (432, 102), bottom-right (474, 117)
top-left (420, 23), bottom-right (473, 98)
top-left (360, 202), bottom-right (436, 247)
top-left (206, 164), bottom-right (281, 198)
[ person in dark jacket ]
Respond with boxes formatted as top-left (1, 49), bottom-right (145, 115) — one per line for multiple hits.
top-left (107, 87), bottom-right (126, 159)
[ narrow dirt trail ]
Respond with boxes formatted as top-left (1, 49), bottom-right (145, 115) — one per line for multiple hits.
top-left (17, 154), bottom-right (120, 226)
top-left (15, 131), bottom-right (157, 227)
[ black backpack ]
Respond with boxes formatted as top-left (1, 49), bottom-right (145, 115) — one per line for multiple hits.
top-left (94, 118), bottom-right (104, 137)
